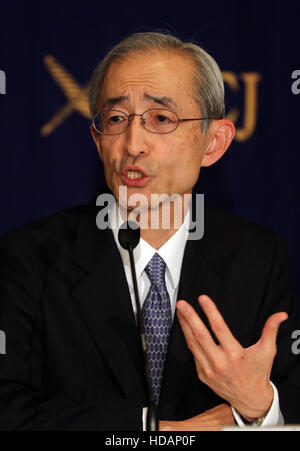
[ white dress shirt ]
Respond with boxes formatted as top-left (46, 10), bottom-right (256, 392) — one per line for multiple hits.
top-left (109, 202), bottom-right (284, 429)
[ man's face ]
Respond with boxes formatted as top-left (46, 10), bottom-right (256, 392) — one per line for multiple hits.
top-left (92, 50), bottom-right (211, 209)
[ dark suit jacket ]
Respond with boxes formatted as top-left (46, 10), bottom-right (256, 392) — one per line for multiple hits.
top-left (0, 197), bottom-right (299, 430)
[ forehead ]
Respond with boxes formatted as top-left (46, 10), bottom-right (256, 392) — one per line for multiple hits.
top-left (98, 50), bottom-right (198, 111)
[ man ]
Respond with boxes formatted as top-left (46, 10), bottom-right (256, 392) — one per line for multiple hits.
top-left (0, 32), bottom-right (299, 431)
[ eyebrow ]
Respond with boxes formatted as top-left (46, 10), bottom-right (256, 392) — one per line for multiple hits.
top-left (102, 93), bottom-right (178, 110)
top-left (143, 93), bottom-right (178, 110)
top-left (102, 96), bottom-right (129, 109)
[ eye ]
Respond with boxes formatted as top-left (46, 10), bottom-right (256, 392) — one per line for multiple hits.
top-left (143, 109), bottom-right (178, 133)
top-left (156, 114), bottom-right (171, 123)
top-left (108, 115), bottom-right (125, 123)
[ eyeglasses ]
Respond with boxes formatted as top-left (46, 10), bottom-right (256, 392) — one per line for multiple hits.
top-left (92, 108), bottom-right (215, 135)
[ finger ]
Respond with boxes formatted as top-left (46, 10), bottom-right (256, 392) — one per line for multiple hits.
top-left (177, 300), bottom-right (219, 353)
top-left (259, 312), bottom-right (288, 352)
top-left (198, 295), bottom-right (242, 354)
top-left (177, 307), bottom-right (212, 370)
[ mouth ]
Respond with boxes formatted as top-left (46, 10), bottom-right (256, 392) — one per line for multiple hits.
top-left (120, 165), bottom-right (151, 187)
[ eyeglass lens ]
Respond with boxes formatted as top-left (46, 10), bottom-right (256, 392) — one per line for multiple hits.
top-left (93, 109), bottom-right (179, 134)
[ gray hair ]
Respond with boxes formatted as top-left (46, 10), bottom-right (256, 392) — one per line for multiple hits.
top-left (89, 32), bottom-right (225, 133)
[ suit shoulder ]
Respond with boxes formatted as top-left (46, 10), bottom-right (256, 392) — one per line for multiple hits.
top-left (0, 201), bottom-right (98, 319)
top-left (0, 200), bottom-right (96, 254)
top-left (204, 205), bottom-right (286, 258)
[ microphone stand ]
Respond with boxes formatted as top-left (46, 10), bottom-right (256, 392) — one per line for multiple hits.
top-left (128, 243), bottom-right (158, 432)
top-left (119, 223), bottom-right (158, 431)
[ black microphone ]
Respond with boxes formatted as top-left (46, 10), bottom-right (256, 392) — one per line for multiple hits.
top-left (118, 221), bottom-right (158, 432)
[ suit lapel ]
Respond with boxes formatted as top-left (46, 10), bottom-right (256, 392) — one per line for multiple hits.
top-left (71, 203), bottom-right (147, 401)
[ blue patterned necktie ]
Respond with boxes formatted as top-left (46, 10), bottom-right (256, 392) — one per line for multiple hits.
top-left (142, 253), bottom-right (172, 404)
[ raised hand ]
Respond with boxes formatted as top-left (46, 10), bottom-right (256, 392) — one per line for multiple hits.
top-left (176, 295), bottom-right (288, 421)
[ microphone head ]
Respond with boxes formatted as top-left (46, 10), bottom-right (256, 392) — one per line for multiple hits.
top-left (118, 221), bottom-right (140, 251)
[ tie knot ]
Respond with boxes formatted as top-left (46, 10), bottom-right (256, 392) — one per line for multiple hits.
top-left (145, 253), bottom-right (166, 286)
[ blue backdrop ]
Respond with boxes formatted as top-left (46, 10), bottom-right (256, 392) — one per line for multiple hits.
top-left (0, 0), bottom-right (299, 318)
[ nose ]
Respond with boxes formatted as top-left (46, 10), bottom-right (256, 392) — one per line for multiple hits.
top-left (123, 114), bottom-right (149, 157)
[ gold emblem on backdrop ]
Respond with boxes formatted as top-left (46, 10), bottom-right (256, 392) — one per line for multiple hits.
top-left (41, 55), bottom-right (262, 142)
top-left (40, 56), bottom-right (90, 137)
top-left (222, 72), bottom-right (262, 142)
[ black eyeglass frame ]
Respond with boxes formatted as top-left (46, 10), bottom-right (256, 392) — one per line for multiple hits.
top-left (92, 108), bottom-right (218, 135)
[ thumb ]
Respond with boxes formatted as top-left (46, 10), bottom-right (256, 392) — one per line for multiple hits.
top-left (259, 312), bottom-right (288, 352)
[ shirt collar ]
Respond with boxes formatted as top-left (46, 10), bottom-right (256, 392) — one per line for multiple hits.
top-left (110, 201), bottom-right (190, 290)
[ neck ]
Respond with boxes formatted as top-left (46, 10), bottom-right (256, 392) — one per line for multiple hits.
top-left (118, 193), bottom-right (191, 249)
top-left (141, 227), bottom-right (178, 250)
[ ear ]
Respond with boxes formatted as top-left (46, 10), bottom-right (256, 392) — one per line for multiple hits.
top-left (90, 122), bottom-right (103, 161)
top-left (201, 119), bottom-right (235, 167)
